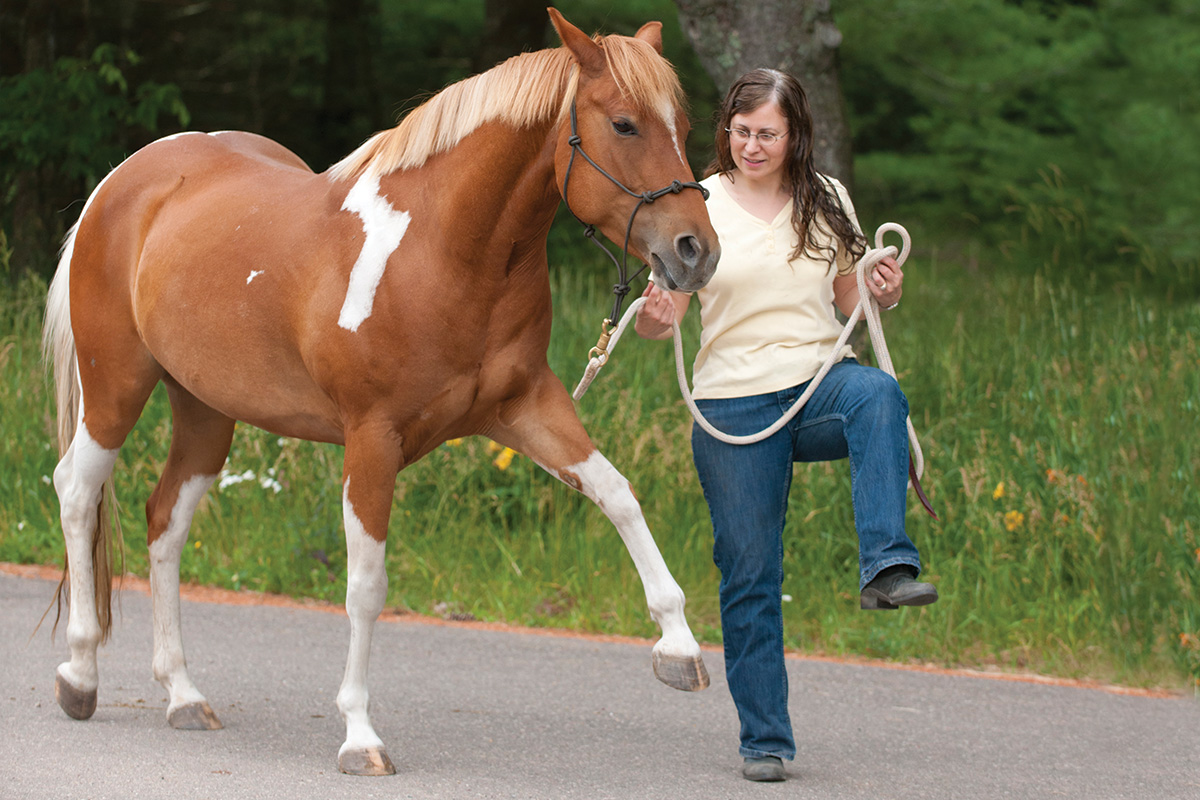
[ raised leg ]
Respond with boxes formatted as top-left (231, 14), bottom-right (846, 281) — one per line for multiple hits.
top-left (53, 418), bottom-right (121, 719)
top-left (492, 375), bottom-right (708, 691)
top-left (144, 381), bottom-right (236, 730)
top-left (336, 427), bottom-right (402, 775)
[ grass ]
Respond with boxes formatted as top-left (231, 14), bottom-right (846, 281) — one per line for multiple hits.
top-left (2, 233), bottom-right (1197, 693)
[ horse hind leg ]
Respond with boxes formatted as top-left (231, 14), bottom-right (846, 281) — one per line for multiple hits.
top-left (144, 381), bottom-right (236, 730)
top-left (53, 419), bottom-right (122, 720)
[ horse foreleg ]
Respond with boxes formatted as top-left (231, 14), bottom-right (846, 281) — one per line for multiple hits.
top-left (557, 449), bottom-right (710, 691)
top-left (145, 386), bottom-right (234, 730)
top-left (335, 433), bottom-right (401, 776)
top-left (52, 421), bottom-right (121, 719)
top-left (494, 378), bottom-right (709, 692)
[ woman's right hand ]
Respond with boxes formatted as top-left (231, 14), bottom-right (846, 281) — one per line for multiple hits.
top-left (634, 282), bottom-right (681, 340)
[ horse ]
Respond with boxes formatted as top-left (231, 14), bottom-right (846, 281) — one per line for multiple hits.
top-left (41, 8), bottom-right (719, 776)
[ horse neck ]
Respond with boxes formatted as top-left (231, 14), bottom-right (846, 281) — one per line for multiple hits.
top-left (380, 120), bottom-right (561, 280)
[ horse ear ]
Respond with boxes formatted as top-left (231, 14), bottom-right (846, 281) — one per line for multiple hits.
top-left (548, 7), bottom-right (606, 76)
top-left (634, 21), bottom-right (663, 55)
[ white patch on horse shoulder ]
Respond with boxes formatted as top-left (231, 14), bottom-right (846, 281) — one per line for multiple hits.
top-left (338, 172), bottom-right (411, 332)
top-left (658, 98), bottom-right (686, 167)
top-left (246, 270), bottom-right (264, 284)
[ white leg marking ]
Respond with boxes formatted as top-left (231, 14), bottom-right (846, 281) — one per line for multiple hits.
top-left (338, 171), bottom-right (411, 332)
top-left (554, 451), bottom-right (700, 661)
top-left (337, 479), bottom-right (390, 761)
top-left (53, 421), bottom-right (121, 695)
top-left (149, 474), bottom-right (218, 714)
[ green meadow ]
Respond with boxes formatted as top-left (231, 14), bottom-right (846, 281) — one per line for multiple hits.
top-left (2, 226), bottom-right (1197, 692)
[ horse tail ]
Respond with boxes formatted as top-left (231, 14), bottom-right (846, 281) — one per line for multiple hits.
top-left (42, 222), bottom-right (122, 642)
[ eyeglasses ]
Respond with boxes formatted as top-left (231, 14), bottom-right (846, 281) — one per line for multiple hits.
top-left (726, 127), bottom-right (788, 146)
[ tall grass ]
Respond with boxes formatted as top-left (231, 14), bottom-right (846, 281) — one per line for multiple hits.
top-left (1, 235), bottom-right (1197, 691)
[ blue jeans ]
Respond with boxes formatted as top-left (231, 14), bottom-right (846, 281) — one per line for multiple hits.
top-left (691, 358), bottom-right (923, 760)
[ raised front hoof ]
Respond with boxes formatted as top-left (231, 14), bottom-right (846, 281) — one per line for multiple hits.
top-left (55, 670), bottom-right (97, 720)
top-left (168, 701), bottom-right (223, 731)
top-left (652, 650), bottom-right (710, 692)
top-left (338, 746), bottom-right (396, 776)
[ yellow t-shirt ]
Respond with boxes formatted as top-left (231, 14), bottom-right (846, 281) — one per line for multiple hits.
top-left (691, 172), bottom-right (861, 400)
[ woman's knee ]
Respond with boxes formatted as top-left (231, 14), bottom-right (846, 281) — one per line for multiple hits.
top-left (848, 367), bottom-right (908, 420)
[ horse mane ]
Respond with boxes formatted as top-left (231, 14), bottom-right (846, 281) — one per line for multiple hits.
top-left (328, 32), bottom-right (685, 181)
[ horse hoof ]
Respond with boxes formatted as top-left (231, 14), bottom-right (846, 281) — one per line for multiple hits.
top-left (339, 746), bottom-right (396, 776)
top-left (652, 650), bottom-right (710, 692)
top-left (55, 670), bottom-right (97, 720)
top-left (168, 701), bottom-right (223, 730)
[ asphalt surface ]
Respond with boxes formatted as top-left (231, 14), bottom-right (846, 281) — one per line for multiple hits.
top-left (2, 570), bottom-right (1198, 800)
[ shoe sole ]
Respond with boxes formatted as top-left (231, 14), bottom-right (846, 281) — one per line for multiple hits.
top-left (861, 587), bottom-right (939, 610)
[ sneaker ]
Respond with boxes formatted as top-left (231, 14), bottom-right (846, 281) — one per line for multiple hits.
top-left (861, 565), bottom-right (938, 610)
top-left (742, 756), bottom-right (786, 782)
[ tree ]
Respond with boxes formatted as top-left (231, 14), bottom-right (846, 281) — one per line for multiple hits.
top-left (673, 0), bottom-right (854, 188)
top-left (470, 0), bottom-right (549, 74)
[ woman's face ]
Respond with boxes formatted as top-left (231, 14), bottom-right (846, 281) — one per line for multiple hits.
top-left (727, 100), bottom-right (790, 186)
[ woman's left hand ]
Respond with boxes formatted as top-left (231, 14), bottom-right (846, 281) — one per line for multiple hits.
top-left (868, 255), bottom-right (903, 308)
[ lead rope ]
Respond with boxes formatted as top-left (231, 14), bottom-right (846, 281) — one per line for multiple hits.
top-left (573, 222), bottom-right (937, 519)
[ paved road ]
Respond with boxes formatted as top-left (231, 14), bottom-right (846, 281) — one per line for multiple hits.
top-left (2, 570), bottom-right (1197, 800)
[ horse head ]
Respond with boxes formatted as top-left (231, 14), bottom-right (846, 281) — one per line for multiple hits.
top-left (550, 9), bottom-right (720, 294)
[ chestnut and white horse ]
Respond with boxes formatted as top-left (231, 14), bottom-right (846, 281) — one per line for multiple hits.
top-left (42, 9), bottom-right (717, 775)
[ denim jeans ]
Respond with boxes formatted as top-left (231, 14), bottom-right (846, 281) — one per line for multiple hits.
top-left (691, 358), bottom-right (923, 760)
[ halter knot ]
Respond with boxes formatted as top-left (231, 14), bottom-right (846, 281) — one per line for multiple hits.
top-left (568, 134), bottom-right (582, 147)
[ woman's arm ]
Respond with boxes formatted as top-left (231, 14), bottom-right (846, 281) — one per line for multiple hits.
top-left (633, 282), bottom-right (692, 340)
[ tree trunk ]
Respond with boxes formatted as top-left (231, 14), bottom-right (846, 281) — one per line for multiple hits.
top-left (471, 0), bottom-right (549, 74)
top-left (673, 0), bottom-right (854, 190)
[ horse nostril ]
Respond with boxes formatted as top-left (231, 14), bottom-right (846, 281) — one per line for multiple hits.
top-left (674, 234), bottom-right (702, 268)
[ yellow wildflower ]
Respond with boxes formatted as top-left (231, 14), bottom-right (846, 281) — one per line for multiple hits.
top-left (1004, 510), bottom-right (1025, 531)
top-left (992, 482), bottom-right (1005, 500)
top-left (493, 447), bottom-right (516, 471)
top-left (445, 438), bottom-right (463, 447)
top-left (194, 540), bottom-right (202, 549)
top-left (486, 440), bottom-right (504, 454)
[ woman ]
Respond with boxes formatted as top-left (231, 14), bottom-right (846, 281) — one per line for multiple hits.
top-left (635, 69), bottom-right (937, 783)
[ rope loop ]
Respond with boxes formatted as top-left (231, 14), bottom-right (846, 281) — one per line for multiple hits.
top-left (567, 134), bottom-right (582, 147)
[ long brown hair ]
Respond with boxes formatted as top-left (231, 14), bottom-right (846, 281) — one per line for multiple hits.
top-left (707, 69), bottom-right (865, 271)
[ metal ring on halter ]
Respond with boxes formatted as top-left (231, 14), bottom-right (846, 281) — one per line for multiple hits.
top-left (560, 99), bottom-right (709, 323)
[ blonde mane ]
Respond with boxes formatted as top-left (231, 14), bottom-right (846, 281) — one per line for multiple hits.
top-left (329, 32), bottom-right (685, 182)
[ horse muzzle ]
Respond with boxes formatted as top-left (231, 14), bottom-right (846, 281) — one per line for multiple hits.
top-left (649, 234), bottom-right (720, 293)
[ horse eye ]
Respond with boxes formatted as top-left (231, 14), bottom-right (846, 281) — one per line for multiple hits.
top-left (611, 119), bottom-right (637, 136)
